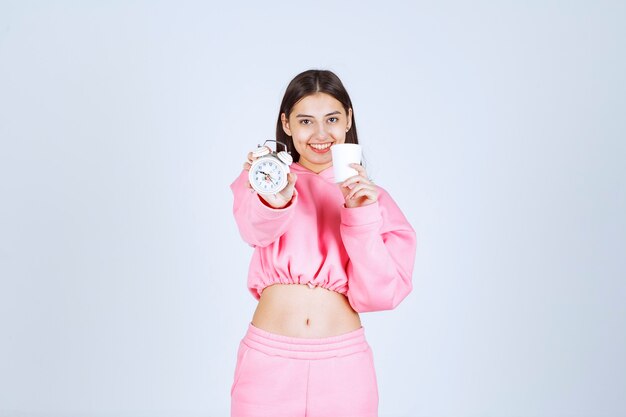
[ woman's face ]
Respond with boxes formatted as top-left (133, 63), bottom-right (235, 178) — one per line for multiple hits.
top-left (281, 92), bottom-right (352, 173)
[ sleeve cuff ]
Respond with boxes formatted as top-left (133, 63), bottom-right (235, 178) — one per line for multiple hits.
top-left (251, 189), bottom-right (299, 219)
top-left (340, 200), bottom-right (382, 227)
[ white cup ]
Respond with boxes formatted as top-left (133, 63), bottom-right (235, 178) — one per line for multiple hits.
top-left (331, 143), bottom-right (362, 182)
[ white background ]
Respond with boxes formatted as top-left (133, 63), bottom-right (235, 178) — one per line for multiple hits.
top-left (1, 1), bottom-right (624, 416)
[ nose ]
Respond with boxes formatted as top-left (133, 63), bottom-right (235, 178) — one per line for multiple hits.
top-left (315, 123), bottom-right (328, 140)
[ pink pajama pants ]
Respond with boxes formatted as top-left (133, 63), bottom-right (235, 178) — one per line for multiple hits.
top-left (230, 323), bottom-right (379, 417)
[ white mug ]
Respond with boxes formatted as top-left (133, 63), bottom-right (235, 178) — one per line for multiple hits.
top-left (331, 143), bottom-right (362, 183)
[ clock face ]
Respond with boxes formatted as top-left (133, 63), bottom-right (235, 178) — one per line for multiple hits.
top-left (249, 157), bottom-right (287, 194)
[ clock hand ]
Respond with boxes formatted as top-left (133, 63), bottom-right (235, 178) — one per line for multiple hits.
top-left (259, 171), bottom-right (278, 185)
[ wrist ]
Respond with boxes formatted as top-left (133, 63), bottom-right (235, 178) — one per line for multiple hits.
top-left (258, 192), bottom-right (295, 209)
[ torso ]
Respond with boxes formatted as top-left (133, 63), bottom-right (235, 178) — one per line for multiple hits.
top-left (251, 283), bottom-right (362, 338)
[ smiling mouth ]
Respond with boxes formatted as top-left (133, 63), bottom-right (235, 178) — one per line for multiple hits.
top-left (309, 142), bottom-right (333, 150)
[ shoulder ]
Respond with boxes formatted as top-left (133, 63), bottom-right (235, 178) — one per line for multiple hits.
top-left (372, 182), bottom-right (394, 204)
top-left (371, 183), bottom-right (414, 230)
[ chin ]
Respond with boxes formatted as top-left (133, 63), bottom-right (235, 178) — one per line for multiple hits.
top-left (309, 153), bottom-right (332, 163)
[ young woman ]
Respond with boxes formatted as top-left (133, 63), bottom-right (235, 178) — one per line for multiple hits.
top-left (229, 69), bottom-right (417, 417)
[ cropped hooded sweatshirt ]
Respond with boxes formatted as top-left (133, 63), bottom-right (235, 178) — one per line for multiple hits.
top-left (230, 162), bottom-right (417, 313)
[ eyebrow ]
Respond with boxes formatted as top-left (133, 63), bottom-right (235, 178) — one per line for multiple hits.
top-left (295, 111), bottom-right (342, 118)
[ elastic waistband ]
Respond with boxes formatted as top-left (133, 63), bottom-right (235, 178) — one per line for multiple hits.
top-left (242, 322), bottom-right (369, 360)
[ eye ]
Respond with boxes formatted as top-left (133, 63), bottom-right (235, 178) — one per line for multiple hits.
top-left (299, 119), bottom-right (312, 125)
top-left (328, 117), bottom-right (338, 123)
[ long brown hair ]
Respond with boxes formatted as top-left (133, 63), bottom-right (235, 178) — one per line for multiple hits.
top-left (275, 70), bottom-right (359, 162)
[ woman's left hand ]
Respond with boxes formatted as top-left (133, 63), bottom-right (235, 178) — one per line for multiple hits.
top-left (339, 163), bottom-right (379, 208)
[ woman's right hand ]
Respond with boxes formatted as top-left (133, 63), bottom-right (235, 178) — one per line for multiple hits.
top-left (243, 151), bottom-right (297, 209)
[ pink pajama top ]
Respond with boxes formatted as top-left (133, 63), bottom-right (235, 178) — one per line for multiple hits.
top-left (230, 162), bottom-right (417, 313)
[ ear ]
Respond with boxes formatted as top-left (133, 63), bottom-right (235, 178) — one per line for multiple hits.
top-left (347, 108), bottom-right (353, 131)
top-left (281, 113), bottom-right (292, 136)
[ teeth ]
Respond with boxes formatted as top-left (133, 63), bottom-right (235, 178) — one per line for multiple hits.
top-left (310, 143), bottom-right (332, 150)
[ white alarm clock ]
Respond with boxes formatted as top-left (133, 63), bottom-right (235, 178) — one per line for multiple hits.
top-left (248, 140), bottom-right (293, 195)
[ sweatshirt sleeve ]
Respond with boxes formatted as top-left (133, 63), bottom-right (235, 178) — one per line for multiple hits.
top-left (340, 188), bottom-right (417, 313)
top-left (230, 169), bottom-right (298, 248)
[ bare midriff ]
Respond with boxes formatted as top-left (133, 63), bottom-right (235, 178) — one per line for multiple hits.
top-left (251, 283), bottom-right (362, 338)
